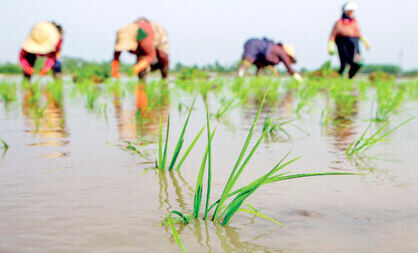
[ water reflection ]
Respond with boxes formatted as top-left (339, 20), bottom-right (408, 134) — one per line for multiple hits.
top-left (323, 95), bottom-right (359, 170)
top-left (113, 82), bottom-right (169, 141)
top-left (156, 170), bottom-right (193, 214)
top-left (155, 169), bottom-right (282, 252)
top-left (21, 81), bottom-right (68, 143)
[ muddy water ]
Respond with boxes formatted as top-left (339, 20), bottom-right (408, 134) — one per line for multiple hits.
top-left (1, 79), bottom-right (418, 252)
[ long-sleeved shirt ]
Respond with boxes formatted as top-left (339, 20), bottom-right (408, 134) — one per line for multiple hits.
top-left (329, 18), bottom-right (361, 41)
top-left (264, 44), bottom-right (295, 75)
top-left (19, 38), bottom-right (62, 72)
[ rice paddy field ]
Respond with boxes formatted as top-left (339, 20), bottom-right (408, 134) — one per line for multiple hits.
top-left (1, 75), bottom-right (418, 252)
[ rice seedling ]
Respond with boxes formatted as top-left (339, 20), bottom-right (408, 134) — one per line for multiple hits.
top-left (263, 116), bottom-right (294, 139)
top-left (214, 97), bottom-right (239, 120)
top-left (73, 80), bottom-right (101, 109)
top-left (373, 81), bottom-right (406, 122)
top-left (29, 105), bottom-right (47, 133)
top-left (156, 96), bottom-right (203, 171)
top-left (346, 117), bottom-right (415, 157)
top-left (328, 79), bottom-right (358, 119)
top-left (164, 89), bottom-right (358, 252)
top-left (0, 81), bottom-right (17, 105)
top-left (0, 138), bottom-right (8, 150)
top-left (295, 80), bottom-right (321, 114)
top-left (44, 79), bottom-right (64, 107)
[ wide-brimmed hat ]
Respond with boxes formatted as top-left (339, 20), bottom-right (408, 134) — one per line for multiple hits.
top-left (115, 23), bottom-right (139, 52)
top-left (22, 21), bottom-right (60, 54)
top-left (282, 44), bottom-right (297, 64)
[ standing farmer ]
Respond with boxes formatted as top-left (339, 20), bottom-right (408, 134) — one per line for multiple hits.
top-left (237, 38), bottom-right (302, 82)
top-left (111, 18), bottom-right (169, 81)
top-left (328, 2), bottom-right (370, 78)
top-left (19, 21), bottom-right (63, 80)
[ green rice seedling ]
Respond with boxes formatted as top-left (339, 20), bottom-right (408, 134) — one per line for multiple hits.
top-left (29, 105), bottom-right (47, 133)
top-left (166, 210), bottom-right (190, 253)
top-left (373, 81), bottom-right (406, 122)
top-left (156, 97), bottom-right (200, 171)
top-left (0, 139), bottom-right (8, 150)
top-left (73, 80), bottom-right (101, 109)
top-left (402, 79), bottom-right (418, 100)
top-left (156, 116), bottom-right (170, 170)
top-left (174, 126), bottom-right (205, 171)
top-left (164, 90), bottom-right (357, 251)
top-left (192, 130), bottom-right (214, 218)
top-left (0, 81), bottom-right (17, 105)
top-left (295, 80), bottom-right (321, 114)
top-left (167, 97), bottom-right (196, 170)
top-left (248, 77), bottom-right (281, 104)
top-left (326, 79), bottom-right (358, 120)
top-left (215, 97), bottom-right (239, 119)
top-left (263, 116), bottom-right (294, 139)
top-left (346, 117), bottom-right (415, 156)
top-left (44, 79), bottom-right (64, 107)
top-left (85, 84), bottom-right (101, 110)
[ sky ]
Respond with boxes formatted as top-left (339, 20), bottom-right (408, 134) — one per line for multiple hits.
top-left (1, 0), bottom-right (417, 70)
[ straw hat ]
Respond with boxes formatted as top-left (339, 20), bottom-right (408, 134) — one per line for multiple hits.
top-left (115, 23), bottom-right (139, 51)
top-left (22, 22), bottom-right (60, 54)
top-left (282, 44), bottom-right (297, 64)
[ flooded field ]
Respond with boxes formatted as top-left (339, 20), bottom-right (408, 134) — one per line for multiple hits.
top-left (1, 76), bottom-right (418, 252)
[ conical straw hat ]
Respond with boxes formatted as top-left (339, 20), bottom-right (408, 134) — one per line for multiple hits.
top-left (115, 23), bottom-right (139, 51)
top-left (282, 44), bottom-right (297, 64)
top-left (22, 21), bottom-right (60, 54)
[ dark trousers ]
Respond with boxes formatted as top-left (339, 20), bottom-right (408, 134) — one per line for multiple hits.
top-left (335, 36), bottom-right (361, 79)
top-left (22, 53), bottom-right (61, 80)
top-left (136, 50), bottom-right (169, 81)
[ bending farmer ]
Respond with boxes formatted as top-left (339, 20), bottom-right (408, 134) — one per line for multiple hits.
top-left (112, 18), bottom-right (169, 81)
top-left (19, 21), bottom-right (63, 80)
top-left (328, 2), bottom-right (370, 79)
top-left (238, 38), bottom-right (302, 82)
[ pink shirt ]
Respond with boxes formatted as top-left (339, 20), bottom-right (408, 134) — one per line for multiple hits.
top-left (330, 18), bottom-right (362, 41)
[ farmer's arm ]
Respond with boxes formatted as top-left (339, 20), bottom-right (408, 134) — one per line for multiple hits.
top-left (133, 34), bottom-right (157, 74)
top-left (111, 51), bottom-right (121, 78)
top-left (40, 52), bottom-right (57, 75)
top-left (329, 21), bottom-right (339, 42)
top-left (355, 21), bottom-right (370, 49)
top-left (19, 49), bottom-right (33, 74)
top-left (328, 21), bottom-right (339, 54)
top-left (132, 21), bottom-right (157, 74)
top-left (276, 48), bottom-right (295, 75)
top-left (40, 39), bottom-right (63, 75)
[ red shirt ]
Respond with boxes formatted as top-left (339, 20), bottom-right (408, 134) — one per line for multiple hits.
top-left (330, 18), bottom-right (361, 41)
top-left (19, 38), bottom-right (62, 72)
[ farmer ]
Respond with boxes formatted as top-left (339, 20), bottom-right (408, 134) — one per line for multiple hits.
top-left (19, 21), bottom-right (63, 80)
top-left (111, 18), bottom-right (169, 81)
top-left (237, 38), bottom-right (303, 82)
top-left (328, 2), bottom-right (370, 79)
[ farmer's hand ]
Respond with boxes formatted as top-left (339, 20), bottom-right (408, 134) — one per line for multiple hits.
top-left (293, 72), bottom-right (303, 82)
top-left (361, 37), bottom-right (370, 50)
top-left (328, 41), bottom-right (335, 55)
top-left (111, 60), bottom-right (120, 78)
top-left (40, 69), bottom-right (49, 76)
top-left (23, 66), bottom-right (34, 75)
top-left (132, 59), bottom-right (149, 74)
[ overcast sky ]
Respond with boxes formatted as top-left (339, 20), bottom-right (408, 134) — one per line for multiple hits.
top-left (1, 0), bottom-right (417, 70)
